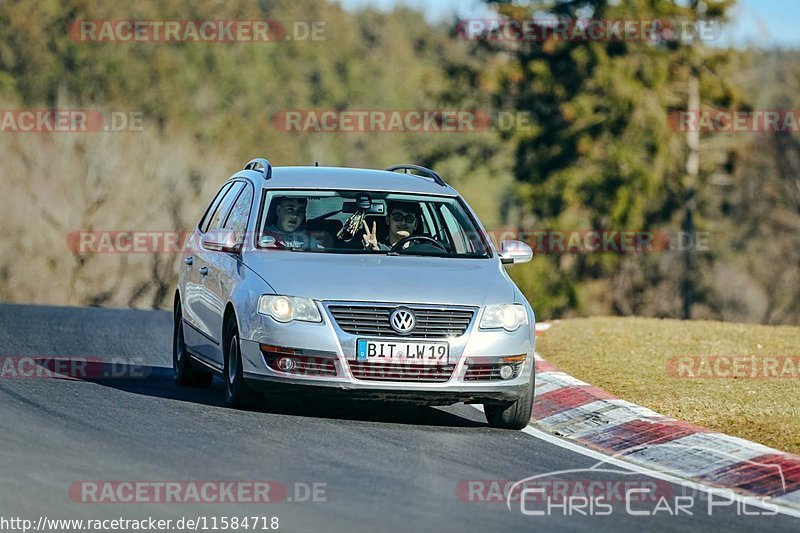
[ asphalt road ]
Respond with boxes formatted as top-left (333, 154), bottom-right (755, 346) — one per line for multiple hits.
top-left (0, 304), bottom-right (797, 532)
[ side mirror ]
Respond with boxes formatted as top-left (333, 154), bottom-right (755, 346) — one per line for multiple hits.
top-left (499, 239), bottom-right (533, 265)
top-left (202, 229), bottom-right (242, 254)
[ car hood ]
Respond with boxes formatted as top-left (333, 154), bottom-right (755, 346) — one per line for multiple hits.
top-left (244, 252), bottom-right (514, 306)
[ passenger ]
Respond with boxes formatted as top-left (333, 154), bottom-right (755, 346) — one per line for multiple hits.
top-left (362, 201), bottom-right (421, 251)
top-left (263, 197), bottom-right (322, 250)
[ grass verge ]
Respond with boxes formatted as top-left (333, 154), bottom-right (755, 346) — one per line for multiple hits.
top-left (536, 317), bottom-right (800, 454)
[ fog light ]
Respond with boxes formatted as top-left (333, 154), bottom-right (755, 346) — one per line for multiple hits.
top-left (499, 364), bottom-right (515, 380)
top-left (277, 357), bottom-right (296, 372)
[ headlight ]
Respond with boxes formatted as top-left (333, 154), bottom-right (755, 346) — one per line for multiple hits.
top-left (480, 304), bottom-right (528, 331)
top-left (258, 295), bottom-right (321, 323)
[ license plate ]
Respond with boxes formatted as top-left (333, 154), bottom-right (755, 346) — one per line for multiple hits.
top-left (356, 339), bottom-right (449, 365)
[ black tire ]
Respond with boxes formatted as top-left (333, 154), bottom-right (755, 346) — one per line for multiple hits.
top-left (173, 304), bottom-right (213, 388)
top-left (484, 371), bottom-right (535, 430)
top-left (223, 316), bottom-right (258, 409)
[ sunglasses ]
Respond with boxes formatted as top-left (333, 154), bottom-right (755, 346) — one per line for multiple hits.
top-left (390, 212), bottom-right (417, 224)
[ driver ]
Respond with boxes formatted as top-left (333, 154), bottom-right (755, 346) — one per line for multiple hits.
top-left (263, 196), bottom-right (323, 250)
top-left (362, 201), bottom-right (421, 251)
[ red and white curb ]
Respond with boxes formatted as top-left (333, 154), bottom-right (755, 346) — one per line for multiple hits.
top-left (529, 321), bottom-right (800, 511)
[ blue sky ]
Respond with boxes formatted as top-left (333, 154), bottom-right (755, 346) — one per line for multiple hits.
top-left (726, 0), bottom-right (800, 47)
top-left (336, 0), bottom-right (800, 48)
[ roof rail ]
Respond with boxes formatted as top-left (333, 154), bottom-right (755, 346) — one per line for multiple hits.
top-left (243, 158), bottom-right (272, 180)
top-left (385, 164), bottom-right (447, 187)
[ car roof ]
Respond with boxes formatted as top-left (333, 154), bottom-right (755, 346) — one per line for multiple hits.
top-left (234, 166), bottom-right (461, 197)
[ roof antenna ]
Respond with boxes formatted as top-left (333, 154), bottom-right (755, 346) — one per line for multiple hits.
top-left (315, 161), bottom-right (319, 167)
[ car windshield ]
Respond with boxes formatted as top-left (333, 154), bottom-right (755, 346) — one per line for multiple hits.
top-left (256, 190), bottom-right (491, 258)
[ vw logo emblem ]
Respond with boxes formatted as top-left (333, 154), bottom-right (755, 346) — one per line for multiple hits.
top-left (389, 308), bottom-right (416, 335)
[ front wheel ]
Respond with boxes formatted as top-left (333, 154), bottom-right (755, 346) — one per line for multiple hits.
top-left (484, 372), bottom-right (534, 430)
top-left (223, 318), bottom-right (258, 409)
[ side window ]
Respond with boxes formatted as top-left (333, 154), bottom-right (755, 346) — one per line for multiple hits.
top-left (223, 184), bottom-right (254, 244)
top-left (438, 204), bottom-right (472, 253)
top-left (419, 203), bottom-right (436, 235)
top-left (198, 183), bottom-right (233, 233)
top-left (206, 182), bottom-right (245, 232)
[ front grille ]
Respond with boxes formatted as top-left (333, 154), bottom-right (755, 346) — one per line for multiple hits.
top-left (328, 304), bottom-right (474, 338)
top-left (348, 361), bottom-right (456, 382)
top-left (464, 362), bottom-right (523, 381)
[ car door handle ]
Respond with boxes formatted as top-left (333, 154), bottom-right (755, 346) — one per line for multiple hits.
top-left (184, 256), bottom-right (193, 266)
top-left (198, 266), bottom-right (209, 276)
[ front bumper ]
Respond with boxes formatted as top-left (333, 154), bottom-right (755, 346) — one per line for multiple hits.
top-left (238, 301), bottom-right (536, 405)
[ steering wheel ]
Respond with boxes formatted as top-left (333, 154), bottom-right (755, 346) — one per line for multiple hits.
top-left (390, 235), bottom-right (451, 254)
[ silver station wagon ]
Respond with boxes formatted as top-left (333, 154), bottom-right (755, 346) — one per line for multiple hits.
top-left (174, 159), bottom-right (537, 429)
